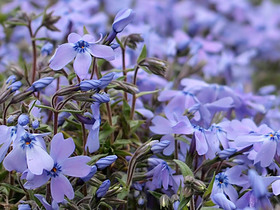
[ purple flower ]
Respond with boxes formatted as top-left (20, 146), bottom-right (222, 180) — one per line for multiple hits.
top-left (7, 81), bottom-right (22, 92)
top-left (80, 165), bottom-right (97, 182)
top-left (3, 127), bottom-right (53, 175)
top-left (146, 161), bottom-right (175, 191)
top-left (41, 43), bottom-right (54, 56)
top-left (0, 125), bottom-right (17, 163)
top-left (34, 194), bottom-right (59, 210)
top-left (96, 179), bottom-right (111, 198)
top-left (211, 166), bottom-right (247, 203)
top-left (151, 140), bottom-right (170, 154)
top-left (49, 33), bottom-right (115, 79)
top-left (23, 133), bottom-right (91, 202)
top-left (85, 94), bottom-right (110, 153)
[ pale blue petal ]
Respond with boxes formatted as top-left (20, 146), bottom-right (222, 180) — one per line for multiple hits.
top-left (73, 52), bottom-right (92, 79)
top-left (49, 43), bottom-right (76, 70)
top-left (67, 33), bottom-right (81, 43)
top-left (61, 156), bottom-right (91, 177)
top-left (51, 175), bottom-right (74, 202)
top-left (88, 44), bottom-right (115, 61)
top-left (3, 145), bottom-right (27, 172)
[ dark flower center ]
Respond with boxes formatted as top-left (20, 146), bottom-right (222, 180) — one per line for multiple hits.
top-left (74, 40), bottom-right (89, 53)
top-left (215, 172), bottom-right (229, 188)
top-left (20, 133), bottom-right (35, 149)
top-left (47, 163), bottom-right (62, 178)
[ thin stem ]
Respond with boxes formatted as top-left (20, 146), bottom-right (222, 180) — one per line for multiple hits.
top-left (190, 195), bottom-right (195, 210)
top-left (27, 20), bottom-right (37, 83)
top-left (121, 47), bottom-right (128, 101)
top-left (81, 122), bottom-right (87, 155)
top-left (3, 102), bottom-right (11, 125)
top-left (130, 66), bottom-right (139, 120)
top-left (53, 111), bottom-right (58, 135)
top-left (90, 57), bottom-right (97, 80)
top-left (174, 139), bottom-right (179, 174)
top-left (106, 102), bottom-right (113, 127)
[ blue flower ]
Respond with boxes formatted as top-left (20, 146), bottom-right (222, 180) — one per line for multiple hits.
top-left (49, 33), bottom-right (115, 79)
top-left (95, 155), bottom-right (118, 170)
top-left (23, 133), bottom-right (91, 203)
top-left (3, 127), bottom-right (53, 175)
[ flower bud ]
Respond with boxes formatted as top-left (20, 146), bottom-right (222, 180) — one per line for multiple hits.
top-left (124, 33), bottom-right (143, 49)
top-left (18, 204), bottom-right (31, 210)
top-left (6, 75), bottom-right (17, 84)
top-left (29, 77), bottom-right (54, 92)
top-left (138, 196), bottom-right (145, 206)
top-left (81, 165), bottom-right (97, 182)
top-left (184, 176), bottom-right (206, 194)
top-left (79, 80), bottom-right (101, 91)
top-left (41, 42), bottom-right (54, 56)
top-left (7, 115), bottom-right (17, 124)
top-left (42, 11), bottom-right (60, 32)
top-left (96, 179), bottom-right (111, 198)
top-left (7, 81), bottom-right (22, 92)
top-left (18, 114), bottom-right (30, 126)
top-left (113, 9), bottom-right (134, 33)
top-left (32, 120), bottom-right (40, 129)
top-left (55, 85), bottom-right (80, 96)
top-left (138, 58), bottom-right (167, 77)
top-left (151, 140), bottom-right (170, 154)
top-left (11, 90), bottom-right (34, 104)
top-left (98, 73), bottom-right (115, 90)
top-left (96, 155), bottom-right (118, 170)
top-left (92, 93), bottom-right (110, 104)
top-left (109, 80), bottom-right (139, 94)
top-left (159, 194), bottom-right (170, 209)
top-left (218, 148), bottom-right (237, 159)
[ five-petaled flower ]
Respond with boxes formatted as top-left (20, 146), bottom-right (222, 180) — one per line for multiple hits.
top-left (49, 33), bottom-right (115, 79)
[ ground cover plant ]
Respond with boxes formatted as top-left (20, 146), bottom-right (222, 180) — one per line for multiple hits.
top-left (1, 0), bottom-right (280, 209)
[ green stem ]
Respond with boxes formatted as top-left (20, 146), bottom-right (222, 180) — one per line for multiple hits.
top-left (121, 47), bottom-right (128, 101)
top-left (130, 66), bottom-right (139, 120)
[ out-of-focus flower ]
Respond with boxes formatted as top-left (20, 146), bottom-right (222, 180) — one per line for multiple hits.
top-left (41, 42), bottom-right (54, 56)
top-left (18, 114), bottom-right (30, 126)
top-left (49, 33), bottom-right (115, 79)
top-left (212, 193), bottom-right (236, 210)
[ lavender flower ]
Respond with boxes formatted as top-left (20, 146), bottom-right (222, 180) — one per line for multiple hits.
top-left (3, 127), bottom-right (53, 175)
top-left (41, 42), bottom-right (54, 56)
top-left (23, 133), bottom-right (91, 202)
top-left (7, 81), bottom-right (22, 92)
top-left (151, 140), bottom-right (171, 154)
top-left (212, 193), bottom-right (236, 210)
top-left (49, 33), bottom-right (115, 79)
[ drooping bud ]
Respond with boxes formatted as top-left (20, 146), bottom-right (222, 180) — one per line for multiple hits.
top-left (41, 42), bottom-right (54, 56)
top-left (96, 155), bottom-right (118, 170)
top-left (151, 140), bottom-right (170, 154)
top-left (138, 58), bottom-right (167, 77)
top-left (18, 114), bottom-right (30, 126)
top-left (96, 179), bottom-right (111, 198)
top-left (28, 77), bottom-right (54, 92)
top-left (98, 73), bottom-right (115, 90)
top-left (109, 80), bottom-right (139, 94)
top-left (79, 80), bottom-right (101, 91)
top-left (92, 93), bottom-right (110, 104)
top-left (184, 176), bottom-right (206, 194)
top-left (55, 85), bottom-right (80, 96)
top-left (171, 195), bottom-right (180, 210)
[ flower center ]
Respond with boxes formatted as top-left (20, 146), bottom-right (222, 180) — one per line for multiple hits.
top-left (215, 172), bottom-right (229, 188)
top-left (266, 132), bottom-right (280, 141)
top-left (47, 163), bottom-right (62, 178)
top-left (73, 40), bottom-right (89, 53)
top-left (20, 133), bottom-right (35, 149)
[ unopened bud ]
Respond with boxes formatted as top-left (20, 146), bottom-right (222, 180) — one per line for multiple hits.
top-left (184, 176), bottom-right (206, 194)
top-left (41, 42), bottom-right (54, 56)
top-left (6, 75), bottom-right (17, 84)
top-left (138, 58), bottom-right (167, 77)
top-left (81, 165), bottom-right (97, 182)
top-left (29, 77), bottom-right (54, 92)
top-left (138, 196), bottom-right (145, 206)
top-left (96, 179), bottom-right (111, 198)
top-left (92, 93), bottom-right (110, 104)
top-left (109, 80), bottom-right (138, 94)
top-left (96, 155), bottom-right (117, 170)
top-left (79, 80), bottom-right (101, 91)
top-left (113, 9), bottom-right (134, 33)
top-left (159, 194), bottom-right (170, 209)
top-left (11, 90), bottom-right (33, 104)
top-left (123, 34), bottom-right (144, 49)
top-left (32, 120), bottom-right (40, 129)
top-left (18, 114), bottom-right (30, 126)
top-left (218, 148), bottom-right (237, 159)
top-left (7, 81), bottom-right (22, 92)
top-left (55, 85), bottom-right (80, 96)
top-left (151, 140), bottom-right (170, 154)
top-left (98, 73), bottom-right (115, 90)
